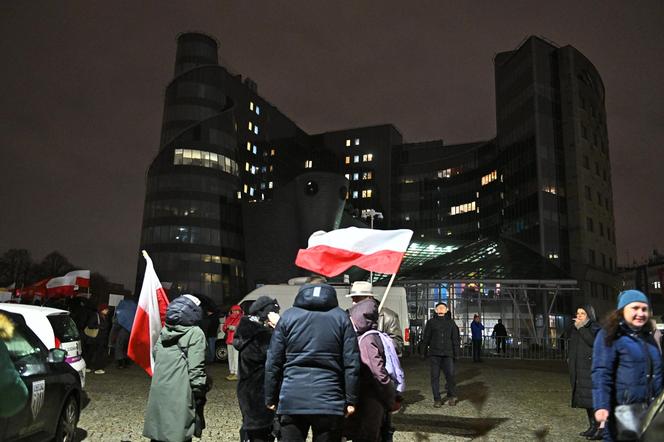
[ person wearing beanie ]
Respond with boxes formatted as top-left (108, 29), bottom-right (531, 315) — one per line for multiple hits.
top-left (565, 305), bottom-right (601, 438)
top-left (143, 294), bottom-right (208, 442)
top-left (223, 304), bottom-right (244, 380)
top-left (592, 290), bottom-right (662, 441)
top-left (233, 296), bottom-right (280, 441)
top-left (265, 283), bottom-right (360, 442)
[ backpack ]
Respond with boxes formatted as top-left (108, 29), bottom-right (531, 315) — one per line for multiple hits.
top-left (359, 330), bottom-right (406, 393)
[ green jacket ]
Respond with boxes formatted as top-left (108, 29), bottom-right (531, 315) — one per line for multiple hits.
top-left (143, 324), bottom-right (206, 442)
top-left (0, 313), bottom-right (28, 418)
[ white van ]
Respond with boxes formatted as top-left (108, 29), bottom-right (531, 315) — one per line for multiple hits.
top-left (238, 282), bottom-right (410, 347)
top-left (0, 304), bottom-right (86, 388)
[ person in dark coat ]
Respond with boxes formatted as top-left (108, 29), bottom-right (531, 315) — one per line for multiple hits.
top-left (492, 319), bottom-right (508, 354)
top-left (345, 298), bottom-right (396, 442)
top-left (566, 304), bottom-right (601, 438)
top-left (265, 283), bottom-right (360, 442)
top-left (110, 299), bottom-right (136, 368)
top-left (203, 308), bottom-right (220, 364)
top-left (470, 314), bottom-right (485, 362)
top-left (592, 290), bottom-right (663, 442)
top-left (83, 303), bottom-right (111, 374)
top-left (234, 296), bottom-right (281, 442)
top-left (422, 302), bottom-right (460, 407)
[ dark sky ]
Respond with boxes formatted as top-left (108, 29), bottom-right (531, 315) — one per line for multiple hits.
top-left (1, 1), bottom-right (662, 289)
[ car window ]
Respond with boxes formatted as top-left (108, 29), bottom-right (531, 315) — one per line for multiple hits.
top-left (5, 326), bottom-right (44, 363)
top-left (47, 314), bottom-right (80, 341)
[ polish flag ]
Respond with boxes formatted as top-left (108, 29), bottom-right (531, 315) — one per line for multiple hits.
top-left (128, 251), bottom-right (170, 376)
top-left (46, 270), bottom-right (91, 297)
top-left (295, 227), bottom-right (414, 277)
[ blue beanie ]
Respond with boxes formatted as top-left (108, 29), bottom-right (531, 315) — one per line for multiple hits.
top-left (616, 290), bottom-right (649, 310)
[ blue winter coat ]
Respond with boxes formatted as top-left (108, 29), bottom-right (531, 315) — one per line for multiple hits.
top-left (264, 284), bottom-right (360, 416)
top-left (592, 324), bottom-right (663, 413)
top-left (471, 321), bottom-right (485, 340)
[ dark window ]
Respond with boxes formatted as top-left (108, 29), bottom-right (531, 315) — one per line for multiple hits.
top-left (603, 169), bottom-right (607, 181)
top-left (595, 162), bottom-right (600, 176)
top-left (609, 257), bottom-right (613, 270)
top-left (599, 222), bottom-right (604, 237)
top-left (582, 124), bottom-right (588, 139)
top-left (583, 156), bottom-right (590, 169)
top-left (47, 314), bottom-right (80, 342)
top-left (587, 217), bottom-right (594, 232)
top-left (605, 198), bottom-right (610, 211)
top-left (585, 186), bottom-right (592, 200)
top-left (597, 191), bottom-right (602, 204)
top-left (589, 249), bottom-right (596, 265)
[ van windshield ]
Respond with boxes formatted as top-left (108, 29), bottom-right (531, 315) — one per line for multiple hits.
top-left (47, 314), bottom-right (80, 342)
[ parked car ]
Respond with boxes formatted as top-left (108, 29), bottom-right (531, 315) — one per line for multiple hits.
top-left (0, 304), bottom-right (86, 388)
top-left (0, 308), bottom-right (82, 441)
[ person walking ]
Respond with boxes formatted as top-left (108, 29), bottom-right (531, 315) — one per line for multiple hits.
top-left (265, 283), bottom-right (360, 442)
top-left (566, 305), bottom-right (601, 438)
top-left (222, 304), bottom-right (243, 380)
top-left (347, 281), bottom-right (404, 356)
top-left (592, 290), bottom-right (663, 441)
top-left (422, 302), bottom-right (460, 407)
top-left (344, 298), bottom-right (396, 442)
top-left (233, 296), bottom-right (281, 442)
top-left (143, 294), bottom-right (208, 442)
top-left (470, 314), bottom-right (485, 362)
top-left (492, 319), bottom-right (508, 354)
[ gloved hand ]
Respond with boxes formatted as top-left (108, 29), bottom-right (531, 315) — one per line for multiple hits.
top-left (192, 387), bottom-right (207, 409)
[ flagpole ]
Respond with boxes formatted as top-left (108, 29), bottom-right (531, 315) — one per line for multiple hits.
top-left (378, 273), bottom-right (397, 312)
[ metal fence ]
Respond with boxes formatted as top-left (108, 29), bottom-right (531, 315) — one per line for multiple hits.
top-left (407, 335), bottom-right (569, 361)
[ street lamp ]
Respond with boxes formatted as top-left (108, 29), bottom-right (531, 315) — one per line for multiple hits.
top-left (362, 209), bottom-right (383, 282)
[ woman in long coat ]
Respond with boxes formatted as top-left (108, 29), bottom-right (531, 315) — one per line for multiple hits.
top-left (567, 305), bottom-right (601, 438)
top-left (143, 295), bottom-right (207, 442)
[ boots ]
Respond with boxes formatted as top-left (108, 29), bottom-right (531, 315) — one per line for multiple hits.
top-left (586, 426), bottom-right (604, 440)
top-left (579, 424), bottom-right (595, 437)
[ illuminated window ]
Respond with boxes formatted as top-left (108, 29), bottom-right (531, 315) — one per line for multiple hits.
top-left (354, 138), bottom-right (360, 146)
top-left (362, 190), bottom-right (367, 198)
top-left (305, 160), bottom-right (313, 168)
top-left (245, 162), bottom-right (250, 171)
top-left (270, 149), bottom-right (276, 156)
top-left (249, 187), bottom-right (255, 197)
top-left (246, 141), bottom-right (251, 151)
top-left (353, 173), bottom-right (359, 180)
top-left (352, 191), bottom-right (359, 199)
top-left (268, 181), bottom-right (273, 189)
top-left (345, 156), bottom-right (351, 164)
top-left (174, 148), bottom-right (238, 175)
top-left (438, 168), bottom-right (452, 178)
top-left (344, 174), bottom-right (350, 180)
top-left (363, 171), bottom-right (372, 180)
top-left (363, 153), bottom-right (373, 162)
top-left (481, 170), bottom-right (497, 186)
top-left (252, 145), bottom-right (257, 154)
top-left (450, 201), bottom-right (476, 216)
top-left (243, 184), bottom-right (248, 193)
top-left (346, 139), bottom-right (351, 147)
top-left (353, 155), bottom-right (360, 163)
top-left (367, 189), bottom-right (373, 198)
top-left (248, 122), bottom-right (253, 131)
top-left (254, 125), bottom-right (259, 135)
top-left (237, 191), bottom-right (242, 199)
top-left (255, 105), bottom-right (260, 115)
top-left (251, 165), bottom-right (256, 175)
top-left (249, 102), bottom-right (254, 111)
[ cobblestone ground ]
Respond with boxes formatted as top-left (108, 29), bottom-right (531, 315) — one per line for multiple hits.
top-left (76, 356), bottom-right (586, 441)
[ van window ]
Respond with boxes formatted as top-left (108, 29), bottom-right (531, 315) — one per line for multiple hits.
top-left (47, 314), bottom-right (80, 342)
top-left (6, 326), bottom-right (44, 363)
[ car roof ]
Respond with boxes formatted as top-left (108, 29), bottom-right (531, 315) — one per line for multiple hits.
top-left (0, 304), bottom-right (70, 349)
top-left (0, 304), bottom-right (69, 316)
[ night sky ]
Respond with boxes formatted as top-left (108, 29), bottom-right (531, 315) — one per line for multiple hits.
top-left (1, 1), bottom-right (662, 290)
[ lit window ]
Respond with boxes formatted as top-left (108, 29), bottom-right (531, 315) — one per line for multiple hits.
top-left (253, 145), bottom-right (257, 154)
top-left (353, 173), bottom-right (359, 180)
top-left (362, 190), bottom-right (367, 198)
top-left (352, 191), bottom-right (359, 199)
top-left (251, 165), bottom-right (256, 175)
top-left (344, 174), bottom-right (350, 180)
top-left (174, 148), bottom-right (238, 175)
top-left (449, 201), bottom-right (476, 216)
top-left (438, 168), bottom-right (452, 178)
top-left (249, 102), bottom-right (254, 111)
top-left (353, 155), bottom-right (360, 163)
top-left (346, 139), bottom-right (351, 147)
top-left (254, 125), bottom-right (259, 135)
top-left (243, 184), bottom-right (248, 193)
top-left (246, 141), bottom-right (251, 151)
top-left (363, 154), bottom-right (373, 162)
top-left (268, 181), bottom-right (273, 189)
top-left (345, 156), bottom-right (351, 164)
top-left (354, 138), bottom-right (360, 146)
top-left (305, 160), bottom-right (313, 168)
top-left (237, 191), bottom-right (242, 199)
top-left (255, 105), bottom-right (260, 115)
top-left (405, 215), bottom-right (410, 221)
top-left (363, 172), bottom-right (372, 180)
top-left (249, 187), bottom-right (255, 197)
top-left (248, 122), bottom-right (253, 130)
top-left (367, 189), bottom-right (372, 197)
top-left (481, 170), bottom-right (497, 186)
top-left (245, 162), bottom-right (250, 171)
top-left (270, 149), bottom-right (276, 156)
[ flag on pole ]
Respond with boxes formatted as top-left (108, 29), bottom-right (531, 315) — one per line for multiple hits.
top-left (45, 270), bottom-right (91, 297)
top-left (295, 227), bottom-right (413, 277)
top-left (128, 251), bottom-right (170, 376)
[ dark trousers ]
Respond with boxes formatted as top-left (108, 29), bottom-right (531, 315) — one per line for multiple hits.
top-left (115, 327), bottom-right (130, 361)
top-left (240, 427), bottom-right (274, 442)
top-left (279, 414), bottom-right (343, 442)
top-left (472, 339), bottom-right (482, 361)
top-left (430, 355), bottom-right (456, 400)
top-left (495, 337), bottom-right (506, 353)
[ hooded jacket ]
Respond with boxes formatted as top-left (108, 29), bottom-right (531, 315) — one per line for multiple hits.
top-left (567, 305), bottom-right (601, 409)
top-left (222, 305), bottom-right (243, 345)
top-left (264, 284), bottom-right (360, 416)
top-left (143, 296), bottom-right (206, 442)
top-left (592, 322), bottom-right (663, 413)
top-left (233, 316), bottom-right (275, 430)
top-left (377, 306), bottom-right (404, 357)
top-left (422, 311), bottom-right (460, 358)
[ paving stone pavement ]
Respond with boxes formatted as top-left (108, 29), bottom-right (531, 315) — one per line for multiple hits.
top-left (76, 356), bottom-right (587, 441)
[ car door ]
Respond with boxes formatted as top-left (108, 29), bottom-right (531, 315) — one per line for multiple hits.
top-left (2, 320), bottom-right (62, 441)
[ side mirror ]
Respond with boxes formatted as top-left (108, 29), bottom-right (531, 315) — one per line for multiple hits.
top-left (47, 348), bottom-right (67, 364)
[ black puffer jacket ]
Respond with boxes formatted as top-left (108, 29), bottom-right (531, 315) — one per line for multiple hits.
top-left (233, 316), bottom-right (274, 430)
top-left (568, 318), bottom-right (601, 408)
top-left (264, 284), bottom-right (360, 416)
top-left (422, 312), bottom-right (460, 358)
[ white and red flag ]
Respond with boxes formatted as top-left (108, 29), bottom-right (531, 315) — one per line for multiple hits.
top-left (128, 251), bottom-right (170, 376)
top-left (45, 270), bottom-right (90, 297)
top-left (295, 227), bottom-right (413, 277)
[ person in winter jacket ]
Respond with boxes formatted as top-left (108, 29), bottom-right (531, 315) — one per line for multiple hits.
top-left (83, 303), bottom-right (111, 374)
top-left (422, 302), bottom-right (460, 407)
top-left (491, 319), bottom-right (508, 354)
top-left (234, 296), bottom-right (281, 442)
top-left (0, 313), bottom-right (28, 418)
top-left (592, 290), bottom-right (663, 442)
top-left (470, 314), bottom-right (485, 362)
top-left (203, 308), bottom-right (220, 364)
top-left (565, 305), bottom-right (601, 438)
top-left (110, 298), bottom-right (137, 368)
top-left (265, 283), bottom-right (360, 442)
top-left (344, 298), bottom-right (396, 442)
top-left (143, 295), bottom-right (208, 442)
top-left (223, 304), bottom-right (243, 380)
top-left (347, 281), bottom-right (404, 356)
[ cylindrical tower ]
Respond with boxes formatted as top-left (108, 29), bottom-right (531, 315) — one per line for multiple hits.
top-left (137, 33), bottom-right (245, 305)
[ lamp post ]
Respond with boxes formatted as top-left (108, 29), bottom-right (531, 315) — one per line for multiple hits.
top-left (362, 209), bottom-right (383, 282)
